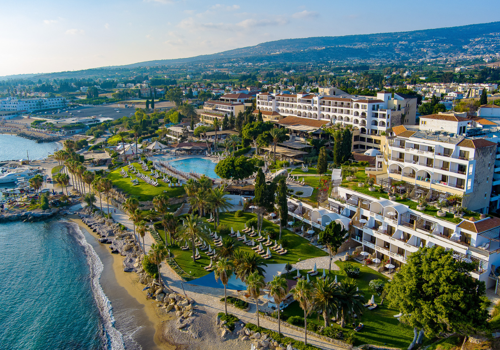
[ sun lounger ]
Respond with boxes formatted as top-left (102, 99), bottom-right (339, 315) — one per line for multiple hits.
top-left (191, 255), bottom-right (201, 260)
top-left (308, 271), bottom-right (318, 276)
top-left (264, 240), bottom-right (273, 246)
top-left (181, 246), bottom-right (189, 251)
top-left (204, 263), bottom-right (213, 271)
top-left (263, 254), bottom-right (271, 259)
top-left (354, 323), bottom-right (364, 332)
top-left (278, 250), bottom-right (288, 255)
top-left (367, 304), bottom-right (378, 311)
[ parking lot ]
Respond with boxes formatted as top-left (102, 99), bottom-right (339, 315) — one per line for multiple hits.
top-left (31, 105), bottom-right (136, 121)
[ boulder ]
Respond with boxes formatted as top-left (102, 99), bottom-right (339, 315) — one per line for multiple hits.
top-left (252, 332), bottom-right (261, 339)
top-left (156, 293), bottom-right (165, 302)
top-left (241, 336), bottom-right (249, 341)
top-left (178, 323), bottom-right (188, 329)
top-left (179, 299), bottom-right (189, 306)
top-left (244, 328), bottom-right (252, 336)
top-left (221, 329), bottom-right (229, 339)
top-left (165, 304), bottom-right (174, 312)
top-left (175, 305), bottom-right (182, 311)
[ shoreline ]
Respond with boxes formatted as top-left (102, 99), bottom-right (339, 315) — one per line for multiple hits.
top-left (69, 215), bottom-right (176, 350)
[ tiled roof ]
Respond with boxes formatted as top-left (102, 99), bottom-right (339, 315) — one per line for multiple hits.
top-left (352, 153), bottom-right (376, 166)
top-left (221, 93), bottom-right (251, 99)
top-left (474, 118), bottom-right (498, 126)
top-left (392, 125), bottom-right (407, 135)
top-left (398, 130), bottom-right (417, 138)
top-left (206, 100), bottom-right (243, 106)
top-left (278, 116), bottom-right (329, 128)
top-left (457, 138), bottom-right (497, 149)
top-left (458, 217), bottom-right (500, 233)
top-left (276, 94), bottom-right (298, 98)
top-left (480, 104), bottom-right (500, 109)
top-left (420, 114), bottom-right (468, 122)
top-left (253, 110), bottom-right (281, 116)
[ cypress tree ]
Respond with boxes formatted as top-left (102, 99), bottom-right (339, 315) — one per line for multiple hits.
top-left (151, 93), bottom-right (155, 109)
top-left (480, 89), bottom-right (488, 105)
top-left (146, 99), bottom-right (150, 109)
top-left (222, 115), bottom-right (229, 130)
top-left (317, 146), bottom-right (328, 177)
top-left (277, 177), bottom-right (288, 239)
top-left (333, 130), bottom-right (342, 166)
top-left (229, 112), bottom-right (235, 129)
top-left (258, 110), bottom-right (263, 122)
top-left (341, 128), bottom-right (352, 163)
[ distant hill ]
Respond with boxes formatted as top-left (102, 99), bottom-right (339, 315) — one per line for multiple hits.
top-left (121, 21), bottom-right (500, 68)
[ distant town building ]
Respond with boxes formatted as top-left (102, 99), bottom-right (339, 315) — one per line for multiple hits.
top-left (0, 97), bottom-right (66, 112)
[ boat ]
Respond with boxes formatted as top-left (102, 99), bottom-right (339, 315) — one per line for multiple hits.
top-left (0, 167), bottom-right (38, 184)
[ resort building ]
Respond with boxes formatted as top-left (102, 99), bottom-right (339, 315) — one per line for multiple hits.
top-left (199, 100), bottom-right (245, 125)
top-left (256, 90), bottom-right (417, 152)
top-left (0, 97), bottom-right (67, 112)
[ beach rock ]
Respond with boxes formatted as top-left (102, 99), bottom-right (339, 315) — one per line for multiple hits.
top-left (182, 311), bottom-right (192, 318)
top-left (178, 323), bottom-right (188, 329)
top-left (175, 311), bottom-right (183, 317)
top-left (216, 315), bottom-right (220, 325)
top-left (241, 336), bottom-right (249, 341)
top-left (261, 334), bottom-right (268, 341)
top-left (244, 328), bottom-right (251, 336)
top-left (165, 304), bottom-right (174, 312)
top-left (252, 332), bottom-right (261, 339)
top-left (156, 293), bottom-right (165, 302)
top-left (260, 340), bottom-right (270, 348)
top-left (221, 320), bottom-right (227, 326)
top-left (184, 304), bottom-right (193, 311)
top-left (175, 305), bottom-right (182, 311)
top-left (178, 299), bottom-right (189, 306)
top-left (155, 288), bottom-right (163, 296)
top-left (221, 329), bottom-right (229, 339)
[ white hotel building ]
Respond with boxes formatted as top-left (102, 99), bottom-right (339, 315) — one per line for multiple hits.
top-left (0, 97), bottom-right (67, 113)
top-left (256, 89), bottom-right (417, 151)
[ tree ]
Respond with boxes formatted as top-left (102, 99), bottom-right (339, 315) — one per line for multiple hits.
top-left (276, 177), bottom-right (288, 239)
top-left (179, 102), bottom-right (197, 120)
top-left (386, 246), bottom-right (489, 349)
top-left (150, 91), bottom-right (155, 109)
top-left (161, 213), bottom-right (178, 246)
top-left (118, 131), bottom-right (128, 153)
top-left (215, 258), bottom-right (233, 315)
top-left (132, 125), bottom-right (142, 157)
top-left (166, 87), bottom-right (183, 107)
top-left (253, 168), bottom-right (266, 234)
top-left (83, 171), bottom-right (94, 194)
top-left (222, 115), bottom-right (229, 130)
top-left (317, 146), bottom-right (328, 178)
top-left (268, 275), bottom-right (288, 334)
top-left (235, 111), bottom-right (244, 132)
top-left (257, 110), bottom-right (263, 122)
top-left (341, 128), bottom-right (352, 163)
top-left (84, 193), bottom-right (96, 209)
top-left (337, 278), bottom-right (365, 328)
top-left (146, 99), bottom-right (150, 109)
top-left (217, 237), bottom-right (237, 258)
top-left (213, 118), bottom-right (220, 151)
top-left (318, 221), bottom-right (348, 272)
top-left (208, 186), bottom-right (233, 226)
top-left (480, 89), bottom-right (488, 105)
top-left (333, 130), bottom-right (342, 166)
top-left (246, 271), bottom-right (265, 327)
top-left (130, 209), bottom-right (143, 245)
top-left (229, 134), bottom-right (240, 155)
top-left (148, 243), bottom-right (168, 286)
top-left (233, 251), bottom-right (267, 282)
top-left (29, 174), bottom-right (43, 192)
top-left (314, 276), bottom-right (339, 327)
top-left (214, 156), bottom-right (256, 180)
top-left (268, 128), bottom-right (286, 162)
top-left (292, 279), bottom-right (315, 345)
top-left (100, 178), bottom-right (113, 216)
top-left (178, 214), bottom-right (207, 263)
top-left (229, 112), bottom-right (235, 129)
top-left (92, 176), bottom-right (103, 211)
top-left (137, 220), bottom-right (147, 256)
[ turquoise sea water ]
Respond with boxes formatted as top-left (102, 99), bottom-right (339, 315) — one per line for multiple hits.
top-left (170, 157), bottom-right (220, 179)
top-left (0, 134), bottom-right (61, 161)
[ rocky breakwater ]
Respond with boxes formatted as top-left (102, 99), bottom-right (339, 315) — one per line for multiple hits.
top-left (80, 211), bottom-right (141, 272)
top-left (0, 208), bottom-right (61, 223)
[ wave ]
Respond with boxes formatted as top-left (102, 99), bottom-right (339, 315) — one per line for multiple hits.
top-left (66, 221), bottom-right (126, 350)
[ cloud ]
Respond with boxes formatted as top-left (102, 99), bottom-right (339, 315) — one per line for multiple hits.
top-left (210, 4), bottom-right (240, 11)
top-left (143, 0), bottom-right (175, 4)
top-left (43, 19), bottom-right (59, 25)
top-left (65, 29), bottom-right (85, 35)
top-left (237, 18), bottom-right (288, 29)
top-left (292, 10), bottom-right (319, 19)
top-left (105, 23), bottom-right (110, 30)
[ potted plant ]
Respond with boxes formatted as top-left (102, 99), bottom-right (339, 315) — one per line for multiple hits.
top-left (437, 200), bottom-right (447, 217)
top-left (417, 197), bottom-right (427, 211)
top-left (454, 206), bottom-right (464, 218)
top-left (368, 177), bottom-right (376, 191)
top-left (389, 187), bottom-right (396, 201)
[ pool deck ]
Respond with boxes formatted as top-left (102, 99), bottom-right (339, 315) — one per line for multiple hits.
top-left (149, 154), bottom-right (222, 183)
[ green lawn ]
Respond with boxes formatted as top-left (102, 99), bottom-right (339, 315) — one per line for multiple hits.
top-left (108, 163), bottom-right (185, 201)
top-left (290, 167), bottom-right (332, 176)
top-left (281, 261), bottom-right (417, 349)
top-left (51, 165), bottom-right (63, 175)
top-left (167, 212), bottom-right (327, 280)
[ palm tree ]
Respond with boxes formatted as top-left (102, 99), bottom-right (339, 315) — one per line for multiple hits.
top-left (269, 128), bottom-right (282, 162)
top-left (29, 174), bottom-right (43, 193)
top-left (217, 237), bottom-right (237, 258)
top-left (118, 131), bottom-right (129, 155)
top-left (76, 164), bottom-right (86, 193)
top-left (177, 214), bottom-right (207, 263)
top-left (229, 134), bottom-right (240, 155)
top-left (189, 190), bottom-right (209, 217)
top-left (100, 178), bottom-right (113, 216)
top-left (84, 193), bottom-right (96, 210)
top-left (214, 258), bottom-right (233, 315)
top-left (137, 220), bottom-right (147, 256)
top-left (59, 173), bottom-right (70, 196)
top-left (132, 125), bottom-right (142, 158)
top-left (184, 179), bottom-right (198, 197)
top-left (153, 193), bottom-right (169, 216)
top-left (292, 279), bottom-right (316, 345)
top-left (64, 139), bottom-right (76, 152)
top-left (268, 275), bottom-right (288, 335)
top-left (92, 176), bottom-right (103, 212)
top-left (208, 186), bottom-right (233, 226)
top-left (149, 243), bottom-right (169, 286)
top-left (233, 251), bottom-right (267, 283)
top-left (313, 276), bottom-right (339, 327)
top-left (83, 171), bottom-right (95, 194)
top-left (246, 271), bottom-right (265, 327)
top-left (213, 118), bottom-right (220, 151)
top-left (198, 175), bottom-right (213, 192)
top-left (130, 209), bottom-right (142, 245)
top-left (337, 278), bottom-right (364, 328)
top-left (161, 213), bottom-right (178, 246)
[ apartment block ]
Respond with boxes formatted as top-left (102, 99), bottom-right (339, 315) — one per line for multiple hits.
top-left (0, 97), bottom-right (67, 112)
top-left (199, 100), bottom-right (245, 125)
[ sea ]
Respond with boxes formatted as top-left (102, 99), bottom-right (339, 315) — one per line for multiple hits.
top-left (0, 134), bottom-right (150, 350)
top-left (0, 134), bottom-right (61, 161)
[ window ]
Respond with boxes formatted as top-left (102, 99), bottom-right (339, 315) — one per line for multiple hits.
top-left (467, 179), bottom-right (472, 189)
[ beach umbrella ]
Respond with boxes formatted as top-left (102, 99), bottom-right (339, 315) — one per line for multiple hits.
top-left (251, 226), bottom-right (255, 232)
top-left (231, 227), bottom-right (234, 234)
top-left (360, 251), bottom-right (370, 257)
top-left (243, 234), bottom-right (247, 242)
top-left (370, 295), bottom-right (375, 304)
top-left (266, 247), bottom-right (271, 257)
top-left (306, 274), bottom-right (310, 282)
top-left (195, 248), bottom-right (199, 256)
top-left (259, 243), bottom-right (263, 251)
top-left (372, 258), bottom-right (381, 264)
top-left (334, 275), bottom-right (338, 284)
top-left (312, 263), bottom-right (317, 273)
top-left (237, 231), bottom-right (241, 237)
top-left (322, 269), bottom-right (326, 279)
top-left (297, 270), bottom-right (301, 278)
top-left (274, 240), bottom-right (277, 246)
top-left (252, 240), bottom-right (256, 246)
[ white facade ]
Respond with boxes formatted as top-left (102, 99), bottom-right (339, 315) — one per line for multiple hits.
top-left (0, 97), bottom-right (66, 112)
top-left (419, 114), bottom-right (469, 135)
top-left (478, 105), bottom-right (500, 119)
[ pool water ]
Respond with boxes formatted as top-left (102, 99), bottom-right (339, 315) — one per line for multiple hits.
top-left (170, 158), bottom-right (219, 179)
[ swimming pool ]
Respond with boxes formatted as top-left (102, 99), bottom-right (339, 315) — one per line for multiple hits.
top-left (169, 158), bottom-right (220, 179)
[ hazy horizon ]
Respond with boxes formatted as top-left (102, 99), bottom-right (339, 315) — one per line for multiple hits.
top-left (1, 0), bottom-right (500, 77)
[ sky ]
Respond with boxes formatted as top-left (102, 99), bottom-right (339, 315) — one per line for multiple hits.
top-left (0, 0), bottom-right (499, 77)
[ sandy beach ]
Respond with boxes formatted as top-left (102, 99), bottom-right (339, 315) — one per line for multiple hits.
top-left (70, 216), bottom-right (176, 350)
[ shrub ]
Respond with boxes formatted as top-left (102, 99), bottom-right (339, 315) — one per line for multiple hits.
top-left (142, 255), bottom-right (158, 278)
top-left (246, 217), bottom-right (258, 229)
top-left (343, 263), bottom-right (360, 278)
top-left (307, 323), bottom-right (319, 332)
top-left (220, 296), bottom-right (249, 310)
top-left (234, 146), bottom-right (251, 157)
top-left (369, 279), bottom-right (385, 295)
top-left (296, 191), bottom-right (304, 196)
top-left (235, 210), bottom-right (244, 218)
top-left (320, 325), bottom-right (344, 340)
top-left (39, 193), bottom-right (49, 210)
top-left (245, 323), bottom-right (318, 350)
top-left (218, 313), bottom-right (239, 331)
top-left (218, 224), bottom-right (230, 236)
top-left (287, 315), bottom-right (304, 326)
top-left (278, 238), bottom-right (289, 248)
top-left (264, 228), bottom-right (278, 240)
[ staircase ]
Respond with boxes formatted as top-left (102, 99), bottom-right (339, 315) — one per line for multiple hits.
top-left (176, 202), bottom-right (191, 216)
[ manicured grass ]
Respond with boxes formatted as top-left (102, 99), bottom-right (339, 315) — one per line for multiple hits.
top-left (290, 167), bottom-right (332, 176)
top-left (168, 212), bottom-right (327, 280)
top-left (281, 261), bottom-right (416, 348)
top-left (108, 163), bottom-right (185, 201)
top-left (51, 165), bottom-right (63, 175)
top-left (427, 335), bottom-right (462, 350)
